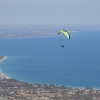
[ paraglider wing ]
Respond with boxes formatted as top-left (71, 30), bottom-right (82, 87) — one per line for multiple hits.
top-left (58, 30), bottom-right (70, 39)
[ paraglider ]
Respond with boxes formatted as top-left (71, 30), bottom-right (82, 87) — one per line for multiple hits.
top-left (58, 30), bottom-right (70, 40)
top-left (58, 30), bottom-right (70, 48)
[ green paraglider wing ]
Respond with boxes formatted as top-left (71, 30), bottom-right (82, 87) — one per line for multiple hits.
top-left (58, 30), bottom-right (70, 39)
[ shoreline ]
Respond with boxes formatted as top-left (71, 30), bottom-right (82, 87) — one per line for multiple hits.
top-left (0, 56), bottom-right (10, 79)
top-left (0, 56), bottom-right (7, 62)
top-left (0, 56), bottom-right (100, 90)
top-left (0, 70), bottom-right (11, 79)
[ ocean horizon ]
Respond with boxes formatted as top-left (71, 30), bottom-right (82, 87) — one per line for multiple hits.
top-left (0, 30), bottom-right (100, 88)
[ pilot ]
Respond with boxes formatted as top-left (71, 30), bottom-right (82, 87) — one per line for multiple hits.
top-left (62, 45), bottom-right (64, 48)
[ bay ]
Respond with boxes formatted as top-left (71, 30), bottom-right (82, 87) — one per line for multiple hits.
top-left (0, 30), bottom-right (100, 88)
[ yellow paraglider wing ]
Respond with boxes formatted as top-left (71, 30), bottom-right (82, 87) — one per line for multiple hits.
top-left (58, 30), bottom-right (70, 40)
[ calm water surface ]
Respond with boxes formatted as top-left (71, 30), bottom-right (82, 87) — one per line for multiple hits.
top-left (0, 30), bottom-right (100, 88)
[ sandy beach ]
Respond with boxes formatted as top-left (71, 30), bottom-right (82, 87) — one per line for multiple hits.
top-left (0, 70), bottom-right (10, 79)
top-left (0, 56), bottom-right (10, 79)
top-left (0, 56), bottom-right (7, 62)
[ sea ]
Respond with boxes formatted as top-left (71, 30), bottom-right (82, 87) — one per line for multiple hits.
top-left (0, 30), bottom-right (100, 88)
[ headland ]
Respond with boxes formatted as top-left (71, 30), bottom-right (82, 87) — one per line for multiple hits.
top-left (0, 56), bottom-right (10, 79)
top-left (0, 56), bottom-right (7, 62)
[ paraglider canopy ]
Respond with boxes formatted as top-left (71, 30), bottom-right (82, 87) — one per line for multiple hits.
top-left (58, 30), bottom-right (70, 40)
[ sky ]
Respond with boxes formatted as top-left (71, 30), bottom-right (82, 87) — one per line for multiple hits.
top-left (0, 0), bottom-right (100, 26)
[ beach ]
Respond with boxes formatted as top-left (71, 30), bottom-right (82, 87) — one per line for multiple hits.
top-left (0, 56), bottom-right (7, 62)
top-left (0, 56), bottom-right (10, 79)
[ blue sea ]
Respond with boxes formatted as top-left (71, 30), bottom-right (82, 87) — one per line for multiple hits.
top-left (0, 30), bottom-right (100, 88)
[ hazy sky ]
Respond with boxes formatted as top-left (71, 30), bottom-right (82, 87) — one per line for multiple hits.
top-left (0, 0), bottom-right (100, 26)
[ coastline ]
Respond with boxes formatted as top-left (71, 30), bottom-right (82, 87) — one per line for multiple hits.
top-left (0, 70), bottom-right (10, 79)
top-left (0, 56), bottom-right (7, 62)
top-left (0, 56), bottom-right (10, 79)
top-left (0, 56), bottom-right (99, 90)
